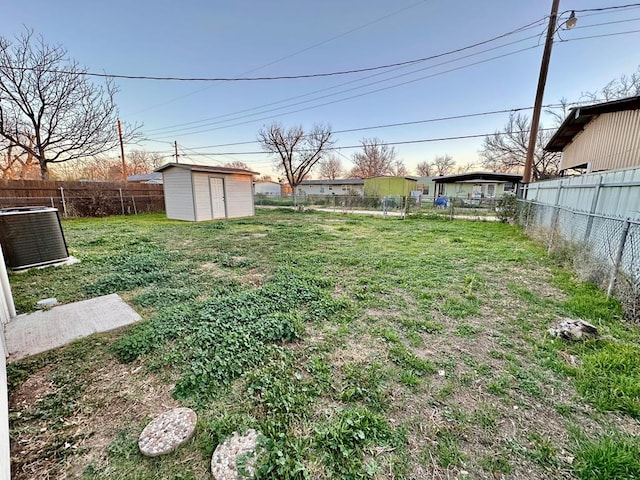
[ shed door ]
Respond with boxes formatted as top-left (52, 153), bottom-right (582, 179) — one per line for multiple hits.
top-left (209, 178), bottom-right (226, 218)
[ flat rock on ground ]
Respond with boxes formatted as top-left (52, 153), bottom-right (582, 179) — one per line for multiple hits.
top-left (138, 407), bottom-right (197, 457)
top-left (211, 429), bottom-right (262, 480)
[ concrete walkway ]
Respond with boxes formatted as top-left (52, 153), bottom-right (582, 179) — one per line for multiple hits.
top-left (4, 294), bottom-right (141, 362)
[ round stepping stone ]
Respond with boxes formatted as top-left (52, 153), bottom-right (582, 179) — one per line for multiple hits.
top-left (211, 429), bottom-right (262, 480)
top-left (138, 407), bottom-right (197, 457)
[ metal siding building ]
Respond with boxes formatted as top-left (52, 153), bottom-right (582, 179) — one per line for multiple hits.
top-left (363, 176), bottom-right (418, 197)
top-left (546, 96), bottom-right (640, 173)
top-left (157, 163), bottom-right (256, 221)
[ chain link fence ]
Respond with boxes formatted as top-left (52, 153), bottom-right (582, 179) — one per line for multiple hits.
top-left (517, 199), bottom-right (640, 322)
top-left (255, 194), bottom-right (499, 218)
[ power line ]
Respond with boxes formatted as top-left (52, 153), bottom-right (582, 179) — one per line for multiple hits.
top-left (130, 0), bottom-right (431, 115)
top-left (566, 2), bottom-right (640, 14)
top-left (181, 103), bottom-right (573, 150)
top-left (1, 17), bottom-right (547, 83)
top-left (172, 128), bottom-right (558, 157)
top-left (143, 33), bottom-right (544, 137)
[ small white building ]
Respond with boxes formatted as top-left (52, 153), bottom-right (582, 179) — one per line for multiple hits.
top-left (297, 179), bottom-right (364, 196)
top-left (157, 163), bottom-right (257, 221)
top-left (254, 181), bottom-right (282, 197)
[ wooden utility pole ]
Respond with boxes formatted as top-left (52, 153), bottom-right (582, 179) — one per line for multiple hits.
top-left (117, 119), bottom-right (127, 182)
top-left (174, 141), bottom-right (179, 163)
top-left (523, 0), bottom-right (559, 184)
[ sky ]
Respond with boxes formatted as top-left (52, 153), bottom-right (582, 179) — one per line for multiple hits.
top-left (2, 0), bottom-right (640, 178)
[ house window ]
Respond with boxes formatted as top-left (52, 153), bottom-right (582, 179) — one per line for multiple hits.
top-left (487, 184), bottom-right (496, 197)
top-left (328, 186), bottom-right (333, 190)
top-left (504, 182), bottom-right (514, 192)
top-left (421, 186), bottom-right (429, 195)
top-left (320, 187), bottom-right (324, 193)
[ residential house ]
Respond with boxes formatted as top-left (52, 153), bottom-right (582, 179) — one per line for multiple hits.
top-left (254, 181), bottom-right (282, 197)
top-left (127, 172), bottom-right (163, 184)
top-left (545, 96), bottom-right (640, 174)
top-left (433, 172), bottom-right (521, 201)
top-left (297, 179), bottom-right (364, 197)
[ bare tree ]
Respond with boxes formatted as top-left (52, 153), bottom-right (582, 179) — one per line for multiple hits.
top-left (349, 138), bottom-right (397, 178)
top-left (582, 65), bottom-right (640, 101)
top-left (0, 138), bottom-right (40, 179)
top-left (415, 160), bottom-right (434, 177)
top-left (224, 160), bottom-right (251, 170)
top-left (390, 159), bottom-right (408, 176)
top-left (432, 154), bottom-right (455, 176)
top-left (129, 150), bottom-right (164, 174)
top-left (479, 113), bottom-right (559, 180)
top-left (0, 29), bottom-right (140, 180)
top-left (455, 162), bottom-right (475, 174)
top-left (258, 122), bottom-right (334, 204)
top-left (317, 155), bottom-right (344, 179)
top-left (256, 174), bottom-right (273, 182)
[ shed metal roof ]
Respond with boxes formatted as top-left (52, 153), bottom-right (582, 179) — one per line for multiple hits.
top-left (155, 163), bottom-right (259, 176)
top-left (545, 96), bottom-right (640, 152)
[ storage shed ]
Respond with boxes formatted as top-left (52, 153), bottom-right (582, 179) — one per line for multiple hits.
top-left (157, 163), bottom-right (258, 221)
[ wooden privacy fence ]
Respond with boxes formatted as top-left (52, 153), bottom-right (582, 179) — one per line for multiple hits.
top-left (0, 180), bottom-right (165, 217)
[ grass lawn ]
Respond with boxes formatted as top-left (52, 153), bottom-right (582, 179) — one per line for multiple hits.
top-left (7, 210), bottom-right (640, 479)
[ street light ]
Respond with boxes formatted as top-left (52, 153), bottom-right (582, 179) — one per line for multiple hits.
top-left (565, 11), bottom-right (578, 29)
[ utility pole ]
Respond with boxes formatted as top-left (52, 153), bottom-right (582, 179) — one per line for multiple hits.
top-left (117, 119), bottom-right (127, 182)
top-left (174, 141), bottom-right (179, 164)
top-left (523, 0), bottom-right (560, 184)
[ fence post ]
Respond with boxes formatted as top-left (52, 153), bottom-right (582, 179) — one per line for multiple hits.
top-left (59, 187), bottom-right (67, 217)
top-left (50, 197), bottom-right (54, 208)
top-left (607, 219), bottom-right (631, 296)
top-left (583, 176), bottom-right (604, 243)
top-left (547, 180), bottom-right (563, 252)
top-left (119, 188), bottom-right (125, 215)
top-left (131, 195), bottom-right (137, 215)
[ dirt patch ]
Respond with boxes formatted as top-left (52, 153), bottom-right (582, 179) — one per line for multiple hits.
top-left (10, 365), bottom-right (56, 409)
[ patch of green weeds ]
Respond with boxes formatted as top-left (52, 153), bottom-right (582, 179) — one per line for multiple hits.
top-left (435, 431), bottom-right (464, 468)
top-left (572, 431), bottom-right (640, 480)
top-left (575, 341), bottom-right (640, 418)
top-left (527, 432), bottom-right (558, 469)
top-left (388, 344), bottom-right (436, 377)
top-left (471, 404), bottom-right (498, 431)
top-left (480, 451), bottom-right (512, 474)
top-left (340, 362), bottom-right (388, 411)
top-left (487, 375), bottom-right (511, 396)
top-left (315, 407), bottom-right (402, 478)
top-left (110, 270), bottom-right (346, 401)
top-left (455, 322), bottom-right (481, 337)
top-left (439, 296), bottom-right (481, 319)
top-left (244, 356), bottom-right (319, 422)
top-left (398, 317), bottom-right (443, 334)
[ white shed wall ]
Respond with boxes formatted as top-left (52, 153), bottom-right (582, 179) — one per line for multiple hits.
top-left (163, 168), bottom-right (196, 221)
top-left (224, 174), bottom-right (254, 218)
top-left (562, 110), bottom-right (640, 172)
top-left (192, 173), bottom-right (214, 221)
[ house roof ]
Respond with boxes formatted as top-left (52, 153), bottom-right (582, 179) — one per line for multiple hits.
top-left (127, 172), bottom-right (163, 183)
top-left (299, 179), bottom-right (364, 186)
top-left (155, 162), bottom-right (259, 176)
top-left (432, 172), bottom-right (523, 183)
top-left (365, 176), bottom-right (418, 181)
top-left (545, 96), bottom-right (640, 152)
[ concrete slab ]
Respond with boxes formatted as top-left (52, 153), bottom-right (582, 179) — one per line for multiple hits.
top-left (4, 294), bottom-right (141, 362)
